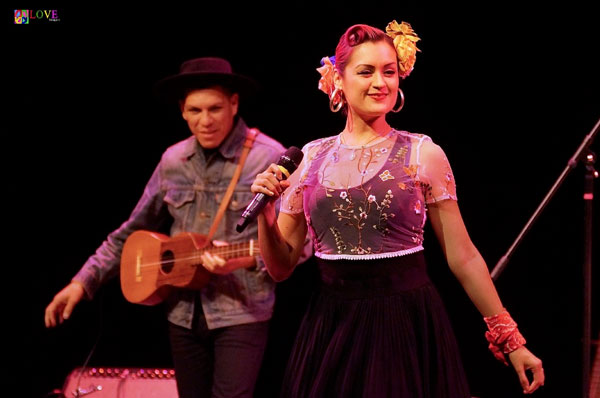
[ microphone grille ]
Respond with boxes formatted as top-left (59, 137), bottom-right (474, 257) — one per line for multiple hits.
top-left (281, 146), bottom-right (303, 170)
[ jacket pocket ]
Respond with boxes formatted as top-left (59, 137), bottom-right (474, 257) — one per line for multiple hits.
top-left (213, 191), bottom-right (255, 237)
top-left (164, 189), bottom-right (196, 230)
top-left (226, 191), bottom-right (255, 212)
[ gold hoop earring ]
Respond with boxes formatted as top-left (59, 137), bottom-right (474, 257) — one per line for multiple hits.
top-left (391, 88), bottom-right (405, 113)
top-left (329, 87), bottom-right (344, 113)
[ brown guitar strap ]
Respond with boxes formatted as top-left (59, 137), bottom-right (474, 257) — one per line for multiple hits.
top-left (205, 128), bottom-right (259, 242)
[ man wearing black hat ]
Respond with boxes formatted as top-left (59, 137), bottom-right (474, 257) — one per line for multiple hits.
top-left (44, 57), bottom-right (308, 397)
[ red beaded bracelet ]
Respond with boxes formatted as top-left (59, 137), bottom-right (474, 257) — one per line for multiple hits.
top-left (483, 310), bottom-right (526, 366)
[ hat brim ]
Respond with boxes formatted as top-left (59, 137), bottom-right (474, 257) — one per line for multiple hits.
top-left (153, 73), bottom-right (259, 103)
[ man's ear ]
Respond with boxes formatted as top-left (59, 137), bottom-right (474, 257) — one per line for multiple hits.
top-left (230, 93), bottom-right (239, 116)
top-left (179, 99), bottom-right (187, 120)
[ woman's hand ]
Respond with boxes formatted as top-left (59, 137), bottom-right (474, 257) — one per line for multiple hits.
top-left (251, 163), bottom-right (291, 226)
top-left (508, 346), bottom-right (545, 394)
top-left (250, 163), bottom-right (290, 199)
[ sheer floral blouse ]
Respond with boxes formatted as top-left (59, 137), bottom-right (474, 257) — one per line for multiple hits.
top-left (280, 129), bottom-right (457, 260)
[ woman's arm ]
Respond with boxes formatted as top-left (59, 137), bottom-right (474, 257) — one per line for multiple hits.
top-left (428, 199), bottom-right (544, 394)
top-left (258, 206), bottom-right (307, 281)
top-left (427, 199), bottom-right (502, 316)
top-left (252, 163), bottom-right (308, 281)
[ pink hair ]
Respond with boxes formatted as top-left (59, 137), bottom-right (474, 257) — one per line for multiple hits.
top-left (334, 24), bottom-right (395, 75)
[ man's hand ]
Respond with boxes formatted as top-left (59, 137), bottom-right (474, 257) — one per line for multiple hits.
top-left (44, 282), bottom-right (86, 328)
top-left (200, 240), bottom-right (256, 275)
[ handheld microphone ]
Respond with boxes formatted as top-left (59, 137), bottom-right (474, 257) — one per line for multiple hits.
top-left (236, 146), bottom-right (304, 233)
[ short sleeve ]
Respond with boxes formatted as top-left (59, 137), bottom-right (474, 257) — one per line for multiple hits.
top-left (280, 144), bottom-right (310, 214)
top-left (417, 138), bottom-right (457, 204)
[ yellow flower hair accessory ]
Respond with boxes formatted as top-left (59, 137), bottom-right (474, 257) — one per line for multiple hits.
top-left (385, 20), bottom-right (421, 78)
top-left (317, 55), bottom-right (336, 97)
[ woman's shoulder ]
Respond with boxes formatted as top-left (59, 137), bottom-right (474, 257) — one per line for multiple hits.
top-left (395, 129), bottom-right (447, 152)
top-left (392, 129), bottom-right (451, 166)
top-left (394, 129), bottom-right (434, 144)
top-left (299, 134), bottom-right (339, 158)
top-left (302, 135), bottom-right (338, 150)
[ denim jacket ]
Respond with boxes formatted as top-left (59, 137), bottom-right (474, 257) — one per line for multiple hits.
top-left (73, 118), bottom-right (286, 329)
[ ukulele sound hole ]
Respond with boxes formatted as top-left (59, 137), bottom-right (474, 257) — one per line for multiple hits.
top-left (160, 250), bottom-right (175, 274)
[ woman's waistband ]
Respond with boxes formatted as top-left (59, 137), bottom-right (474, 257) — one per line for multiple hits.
top-left (317, 251), bottom-right (430, 295)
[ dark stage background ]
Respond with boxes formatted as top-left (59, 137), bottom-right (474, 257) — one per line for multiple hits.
top-left (5, 4), bottom-right (599, 398)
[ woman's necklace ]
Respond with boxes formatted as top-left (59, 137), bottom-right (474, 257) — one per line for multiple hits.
top-left (340, 131), bottom-right (382, 162)
top-left (340, 131), bottom-right (383, 147)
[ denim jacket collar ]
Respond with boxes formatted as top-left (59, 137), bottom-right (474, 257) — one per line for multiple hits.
top-left (181, 117), bottom-right (249, 161)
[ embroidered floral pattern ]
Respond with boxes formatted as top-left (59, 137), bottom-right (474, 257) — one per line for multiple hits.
top-left (422, 184), bottom-right (434, 201)
top-left (403, 165), bottom-right (418, 179)
top-left (332, 150), bottom-right (339, 163)
top-left (373, 189), bottom-right (395, 236)
top-left (390, 146), bottom-right (408, 164)
top-left (329, 227), bottom-right (347, 254)
top-left (351, 246), bottom-right (373, 255)
top-left (280, 129), bottom-right (456, 259)
top-left (357, 148), bottom-right (376, 180)
top-left (413, 199), bottom-right (422, 215)
top-left (285, 186), bottom-right (305, 212)
top-left (328, 180), bottom-right (399, 255)
top-left (421, 157), bottom-right (454, 203)
top-left (379, 170), bottom-right (395, 181)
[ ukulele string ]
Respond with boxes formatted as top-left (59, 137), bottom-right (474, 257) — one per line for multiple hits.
top-left (136, 247), bottom-right (259, 270)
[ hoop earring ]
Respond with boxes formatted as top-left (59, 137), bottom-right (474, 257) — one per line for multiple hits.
top-left (329, 87), bottom-right (344, 113)
top-left (391, 88), bottom-right (405, 113)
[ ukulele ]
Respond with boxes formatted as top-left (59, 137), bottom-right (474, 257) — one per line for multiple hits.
top-left (120, 230), bottom-right (258, 305)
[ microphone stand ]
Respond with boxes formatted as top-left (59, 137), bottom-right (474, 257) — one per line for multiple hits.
top-left (490, 117), bottom-right (599, 398)
top-left (582, 142), bottom-right (597, 398)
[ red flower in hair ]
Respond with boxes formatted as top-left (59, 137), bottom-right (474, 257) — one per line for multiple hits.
top-left (317, 56), bottom-right (336, 97)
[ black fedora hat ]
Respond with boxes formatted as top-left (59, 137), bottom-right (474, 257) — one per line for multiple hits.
top-left (154, 57), bottom-right (259, 102)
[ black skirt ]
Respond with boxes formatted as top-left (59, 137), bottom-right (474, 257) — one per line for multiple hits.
top-left (280, 252), bottom-right (471, 398)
